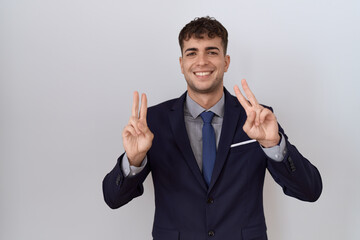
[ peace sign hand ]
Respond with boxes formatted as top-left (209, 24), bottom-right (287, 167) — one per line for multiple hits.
top-left (234, 79), bottom-right (281, 148)
top-left (122, 91), bottom-right (154, 167)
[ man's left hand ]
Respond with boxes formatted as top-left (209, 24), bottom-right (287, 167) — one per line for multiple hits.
top-left (234, 79), bottom-right (280, 148)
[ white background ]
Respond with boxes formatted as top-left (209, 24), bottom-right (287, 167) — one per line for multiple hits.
top-left (1, 0), bottom-right (359, 239)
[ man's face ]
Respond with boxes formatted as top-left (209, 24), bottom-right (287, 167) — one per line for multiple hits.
top-left (179, 36), bottom-right (230, 96)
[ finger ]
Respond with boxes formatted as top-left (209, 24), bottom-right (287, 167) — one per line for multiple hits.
top-left (234, 85), bottom-right (251, 112)
top-left (132, 91), bottom-right (139, 118)
top-left (138, 122), bottom-right (154, 143)
top-left (255, 108), bottom-right (261, 126)
top-left (139, 93), bottom-right (148, 121)
top-left (241, 79), bottom-right (259, 107)
top-left (123, 125), bottom-right (137, 137)
top-left (243, 110), bottom-right (256, 133)
top-left (259, 108), bottom-right (275, 124)
top-left (138, 122), bottom-right (151, 135)
top-left (129, 117), bottom-right (141, 135)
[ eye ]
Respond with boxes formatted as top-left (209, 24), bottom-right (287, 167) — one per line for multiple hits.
top-left (208, 51), bottom-right (218, 55)
top-left (186, 52), bottom-right (196, 57)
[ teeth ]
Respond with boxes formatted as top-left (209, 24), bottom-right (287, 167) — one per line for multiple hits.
top-left (195, 72), bottom-right (211, 76)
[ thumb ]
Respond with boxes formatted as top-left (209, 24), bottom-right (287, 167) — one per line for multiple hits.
top-left (138, 122), bottom-right (154, 142)
top-left (138, 122), bottom-right (149, 134)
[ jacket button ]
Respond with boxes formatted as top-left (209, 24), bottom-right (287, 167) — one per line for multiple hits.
top-left (287, 157), bottom-right (296, 172)
top-left (115, 175), bottom-right (121, 186)
top-left (207, 198), bottom-right (214, 204)
top-left (208, 230), bottom-right (215, 237)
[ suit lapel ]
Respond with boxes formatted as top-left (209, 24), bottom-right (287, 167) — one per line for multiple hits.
top-left (168, 92), bottom-right (208, 191)
top-left (208, 89), bottom-right (244, 191)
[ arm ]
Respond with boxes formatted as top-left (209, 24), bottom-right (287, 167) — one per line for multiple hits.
top-left (102, 154), bottom-right (150, 209)
top-left (102, 92), bottom-right (154, 209)
top-left (266, 124), bottom-right (322, 202)
top-left (234, 79), bottom-right (322, 202)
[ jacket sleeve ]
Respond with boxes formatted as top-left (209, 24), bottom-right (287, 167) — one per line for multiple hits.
top-left (266, 124), bottom-right (323, 202)
top-left (102, 153), bottom-right (151, 209)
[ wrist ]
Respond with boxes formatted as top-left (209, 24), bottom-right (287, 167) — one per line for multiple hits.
top-left (127, 153), bottom-right (146, 167)
top-left (259, 134), bottom-right (281, 148)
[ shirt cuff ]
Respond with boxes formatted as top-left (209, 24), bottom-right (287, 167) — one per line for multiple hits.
top-left (121, 153), bottom-right (147, 177)
top-left (261, 133), bottom-right (287, 162)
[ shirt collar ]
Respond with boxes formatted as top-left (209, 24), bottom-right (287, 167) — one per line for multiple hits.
top-left (185, 92), bottom-right (225, 119)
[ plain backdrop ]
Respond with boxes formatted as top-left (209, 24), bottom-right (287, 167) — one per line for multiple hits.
top-left (1, 0), bottom-right (359, 239)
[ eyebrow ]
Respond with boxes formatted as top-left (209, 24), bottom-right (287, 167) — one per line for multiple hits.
top-left (184, 46), bottom-right (220, 53)
top-left (184, 48), bottom-right (198, 53)
top-left (206, 47), bottom-right (220, 51)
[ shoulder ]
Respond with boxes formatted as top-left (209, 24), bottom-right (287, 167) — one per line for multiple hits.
top-left (147, 98), bottom-right (179, 115)
top-left (145, 96), bottom-right (184, 132)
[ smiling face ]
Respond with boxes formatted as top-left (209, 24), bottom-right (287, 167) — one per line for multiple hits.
top-left (179, 35), bottom-right (230, 100)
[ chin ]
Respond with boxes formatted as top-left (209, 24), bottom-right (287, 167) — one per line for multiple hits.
top-left (185, 77), bottom-right (223, 94)
top-left (189, 83), bottom-right (221, 94)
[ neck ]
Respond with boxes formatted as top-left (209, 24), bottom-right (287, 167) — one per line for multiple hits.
top-left (187, 87), bottom-right (224, 110)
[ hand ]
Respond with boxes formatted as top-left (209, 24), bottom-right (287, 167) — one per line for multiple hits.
top-left (122, 91), bottom-right (154, 166)
top-left (234, 79), bottom-right (280, 148)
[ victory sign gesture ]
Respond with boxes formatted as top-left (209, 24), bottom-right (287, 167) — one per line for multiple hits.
top-left (122, 92), bottom-right (154, 167)
top-left (234, 79), bottom-right (281, 148)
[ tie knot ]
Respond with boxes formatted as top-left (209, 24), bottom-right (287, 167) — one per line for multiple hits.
top-left (200, 111), bottom-right (215, 124)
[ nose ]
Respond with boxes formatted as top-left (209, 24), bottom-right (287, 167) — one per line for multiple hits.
top-left (196, 52), bottom-right (208, 66)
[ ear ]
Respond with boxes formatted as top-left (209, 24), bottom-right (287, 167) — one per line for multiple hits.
top-left (224, 55), bottom-right (230, 72)
top-left (179, 57), bottom-right (184, 74)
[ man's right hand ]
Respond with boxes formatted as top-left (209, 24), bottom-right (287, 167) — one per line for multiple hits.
top-left (122, 91), bottom-right (154, 167)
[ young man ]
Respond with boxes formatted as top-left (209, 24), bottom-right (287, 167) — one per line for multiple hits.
top-left (103, 16), bottom-right (322, 240)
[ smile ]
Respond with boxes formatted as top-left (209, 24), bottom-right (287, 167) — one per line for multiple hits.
top-left (194, 71), bottom-right (212, 76)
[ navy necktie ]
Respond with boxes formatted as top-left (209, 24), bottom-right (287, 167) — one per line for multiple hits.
top-left (200, 111), bottom-right (216, 186)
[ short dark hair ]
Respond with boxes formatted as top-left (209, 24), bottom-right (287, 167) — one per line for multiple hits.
top-left (178, 16), bottom-right (228, 55)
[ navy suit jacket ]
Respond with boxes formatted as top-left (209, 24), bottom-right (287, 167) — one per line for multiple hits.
top-left (103, 88), bottom-right (322, 240)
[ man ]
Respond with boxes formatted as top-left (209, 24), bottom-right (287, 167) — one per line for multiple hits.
top-left (103, 16), bottom-right (322, 240)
